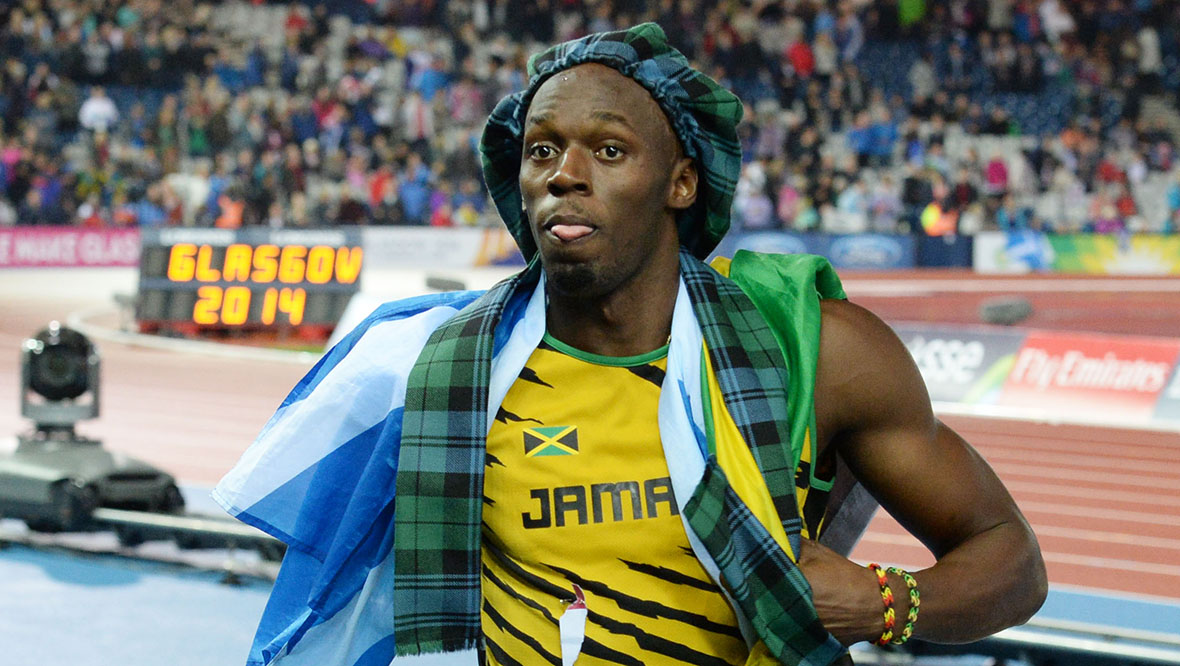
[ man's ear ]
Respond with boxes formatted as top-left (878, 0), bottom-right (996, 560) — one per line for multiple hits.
top-left (667, 158), bottom-right (698, 211)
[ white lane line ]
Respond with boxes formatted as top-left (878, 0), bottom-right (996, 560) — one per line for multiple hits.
top-left (980, 447), bottom-right (1180, 475)
top-left (843, 278), bottom-right (1180, 295)
top-left (972, 437), bottom-right (1180, 463)
top-left (1041, 552), bottom-right (1180, 578)
top-left (1032, 525), bottom-right (1180, 551)
top-left (1018, 500), bottom-right (1180, 527)
top-left (933, 402), bottom-right (1180, 434)
top-left (990, 462), bottom-right (1180, 491)
top-left (67, 305), bottom-right (319, 365)
top-left (1004, 480), bottom-right (1180, 509)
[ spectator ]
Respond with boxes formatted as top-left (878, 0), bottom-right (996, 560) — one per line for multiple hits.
top-left (869, 174), bottom-right (903, 232)
top-left (78, 86), bottom-right (119, 133)
top-left (398, 152), bottom-right (432, 225)
top-left (908, 51), bottom-right (936, 100)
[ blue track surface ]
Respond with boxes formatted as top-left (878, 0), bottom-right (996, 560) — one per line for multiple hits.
top-left (1, 484), bottom-right (1175, 666)
top-left (1, 544), bottom-right (270, 666)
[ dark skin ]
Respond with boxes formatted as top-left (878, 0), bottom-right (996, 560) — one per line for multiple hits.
top-left (520, 63), bottom-right (1047, 648)
top-left (520, 63), bottom-right (696, 356)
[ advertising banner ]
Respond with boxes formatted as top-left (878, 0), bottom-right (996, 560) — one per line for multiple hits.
top-left (893, 324), bottom-right (1027, 405)
top-left (916, 234), bottom-right (974, 268)
top-left (362, 227), bottom-right (524, 269)
top-left (1048, 234), bottom-right (1180, 275)
top-left (974, 231), bottom-right (1180, 275)
top-left (997, 332), bottom-right (1180, 419)
top-left (0, 226), bottom-right (141, 268)
top-left (972, 230), bottom-right (1055, 273)
top-left (712, 232), bottom-right (916, 270)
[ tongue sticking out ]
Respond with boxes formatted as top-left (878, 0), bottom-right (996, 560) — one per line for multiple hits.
top-left (550, 224), bottom-right (594, 242)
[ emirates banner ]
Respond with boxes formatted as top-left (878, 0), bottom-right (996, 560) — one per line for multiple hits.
top-left (996, 331), bottom-right (1180, 420)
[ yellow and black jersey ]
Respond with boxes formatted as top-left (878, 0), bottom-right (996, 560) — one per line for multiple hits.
top-left (481, 333), bottom-right (748, 665)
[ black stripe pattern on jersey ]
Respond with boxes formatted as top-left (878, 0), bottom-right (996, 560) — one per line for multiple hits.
top-left (543, 563), bottom-right (743, 640)
top-left (495, 406), bottom-right (543, 425)
top-left (517, 366), bottom-right (554, 388)
top-left (618, 559), bottom-right (720, 592)
top-left (626, 362), bottom-right (666, 388)
top-left (483, 538), bottom-right (644, 665)
top-left (486, 535), bottom-right (742, 664)
top-left (483, 600), bottom-right (560, 666)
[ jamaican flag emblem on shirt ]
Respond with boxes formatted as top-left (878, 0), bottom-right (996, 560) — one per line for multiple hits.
top-left (523, 425), bottom-right (579, 456)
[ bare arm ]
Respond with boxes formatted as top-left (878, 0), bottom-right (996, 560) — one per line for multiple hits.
top-left (800, 299), bottom-right (1047, 645)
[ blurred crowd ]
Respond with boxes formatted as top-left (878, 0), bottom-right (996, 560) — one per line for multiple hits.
top-left (0, 0), bottom-right (1178, 235)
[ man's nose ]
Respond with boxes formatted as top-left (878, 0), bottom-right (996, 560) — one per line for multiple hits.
top-left (547, 148), bottom-right (591, 196)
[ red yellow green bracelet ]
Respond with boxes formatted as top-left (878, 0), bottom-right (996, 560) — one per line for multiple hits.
top-left (886, 567), bottom-right (921, 645)
top-left (866, 563), bottom-right (895, 645)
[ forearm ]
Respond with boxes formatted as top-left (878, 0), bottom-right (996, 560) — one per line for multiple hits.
top-left (905, 519), bottom-right (1047, 644)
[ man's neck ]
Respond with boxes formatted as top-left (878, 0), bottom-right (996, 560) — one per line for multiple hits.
top-left (544, 255), bottom-right (681, 358)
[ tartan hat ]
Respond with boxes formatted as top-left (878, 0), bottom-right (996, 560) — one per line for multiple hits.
top-left (479, 22), bottom-right (744, 261)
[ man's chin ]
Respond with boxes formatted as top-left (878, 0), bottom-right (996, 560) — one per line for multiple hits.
top-left (544, 261), bottom-right (606, 299)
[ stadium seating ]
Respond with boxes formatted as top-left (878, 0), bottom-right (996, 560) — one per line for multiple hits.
top-left (1, 0), bottom-right (1177, 234)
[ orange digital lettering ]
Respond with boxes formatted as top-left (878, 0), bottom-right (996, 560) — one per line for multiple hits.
top-left (223, 244), bottom-right (253, 281)
top-left (193, 286), bottom-right (222, 324)
top-left (167, 244), bottom-right (197, 282)
top-left (260, 288), bottom-right (278, 325)
top-left (222, 286), bottom-right (251, 325)
top-left (305, 246), bottom-right (335, 284)
top-left (278, 245), bottom-right (308, 284)
top-left (280, 287), bottom-right (306, 325)
top-left (195, 245), bottom-right (221, 281)
top-left (335, 247), bottom-right (363, 284)
top-left (251, 244), bottom-right (280, 282)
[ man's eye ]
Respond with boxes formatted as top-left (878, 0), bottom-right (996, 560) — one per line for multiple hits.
top-left (599, 145), bottom-right (623, 160)
top-left (528, 144), bottom-right (555, 159)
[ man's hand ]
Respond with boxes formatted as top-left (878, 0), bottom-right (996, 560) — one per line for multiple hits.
top-left (798, 538), bottom-right (898, 646)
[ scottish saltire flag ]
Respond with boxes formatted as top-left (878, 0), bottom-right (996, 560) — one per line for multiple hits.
top-left (212, 277), bottom-right (724, 666)
top-left (213, 289), bottom-right (486, 665)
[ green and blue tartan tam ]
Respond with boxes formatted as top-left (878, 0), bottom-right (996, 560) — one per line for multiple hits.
top-left (480, 22), bottom-right (744, 260)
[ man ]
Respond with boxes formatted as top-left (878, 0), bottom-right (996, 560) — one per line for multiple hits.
top-left (215, 24), bottom-right (1045, 666)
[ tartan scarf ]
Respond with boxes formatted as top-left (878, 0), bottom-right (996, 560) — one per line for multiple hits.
top-left (392, 251), bottom-right (844, 664)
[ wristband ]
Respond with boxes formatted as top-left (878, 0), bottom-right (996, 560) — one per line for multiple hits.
top-left (866, 563), bottom-right (895, 645)
top-left (886, 567), bottom-right (920, 645)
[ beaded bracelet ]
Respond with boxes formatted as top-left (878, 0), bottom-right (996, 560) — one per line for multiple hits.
top-left (866, 563), bottom-right (895, 645)
top-left (886, 567), bottom-right (921, 645)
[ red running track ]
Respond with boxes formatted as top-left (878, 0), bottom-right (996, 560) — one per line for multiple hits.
top-left (3, 268), bottom-right (1179, 604)
top-left (851, 415), bottom-right (1180, 602)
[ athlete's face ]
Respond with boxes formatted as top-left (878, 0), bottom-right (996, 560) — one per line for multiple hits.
top-left (519, 64), bottom-right (697, 299)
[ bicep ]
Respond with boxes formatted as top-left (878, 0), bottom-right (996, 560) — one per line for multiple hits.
top-left (817, 300), bottom-right (1022, 558)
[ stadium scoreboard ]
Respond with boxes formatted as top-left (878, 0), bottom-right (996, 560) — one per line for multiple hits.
top-left (137, 228), bottom-right (363, 330)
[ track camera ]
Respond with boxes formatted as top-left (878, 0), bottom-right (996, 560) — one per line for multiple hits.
top-left (21, 322), bottom-right (100, 432)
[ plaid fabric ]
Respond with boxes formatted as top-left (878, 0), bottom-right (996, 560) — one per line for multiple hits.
top-left (392, 261), bottom-right (541, 653)
top-left (391, 252), bottom-right (843, 664)
top-left (685, 460), bottom-right (844, 665)
top-left (480, 22), bottom-right (743, 261)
